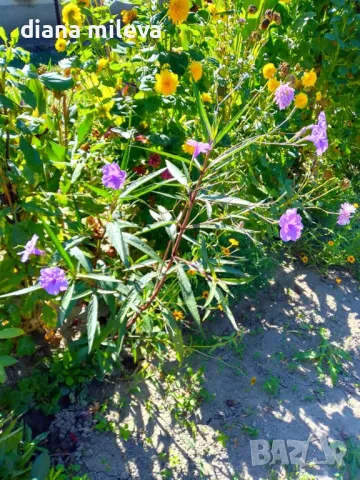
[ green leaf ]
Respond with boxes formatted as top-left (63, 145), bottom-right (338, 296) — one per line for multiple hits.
top-left (39, 73), bottom-right (74, 91)
top-left (39, 217), bottom-right (75, 273)
top-left (0, 27), bottom-right (8, 43)
top-left (30, 452), bottom-right (51, 480)
top-left (132, 146), bottom-right (193, 166)
top-left (194, 83), bottom-right (213, 142)
top-left (78, 113), bottom-right (94, 143)
top-left (162, 310), bottom-right (184, 362)
top-left (20, 137), bottom-right (43, 175)
top-left (106, 222), bottom-right (130, 267)
top-left (58, 282), bottom-right (76, 325)
top-left (214, 289), bottom-right (238, 331)
top-left (177, 264), bottom-right (202, 331)
top-left (0, 328), bottom-right (24, 339)
top-left (119, 168), bottom-right (167, 199)
top-left (0, 94), bottom-right (17, 110)
top-left (0, 285), bottom-right (41, 299)
top-left (165, 160), bottom-right (188, 186)
top-left (123, 232), bottom-right (163, 263)
top-left (0, 355), bottom-right (17, 367)
top-left (70, 246), bottom-right (93, 272)
top-left (87, 294), bottom-right (98, 353)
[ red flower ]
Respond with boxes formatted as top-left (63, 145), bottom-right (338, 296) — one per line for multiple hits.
top-left (148, 153), bottom-right (162, 168)
top-left (161, 169), bottom-right (173, 180)
top-left (135, 134), bottom-right (148, 144)
top-left (133, 165), bottom-right (146, 175)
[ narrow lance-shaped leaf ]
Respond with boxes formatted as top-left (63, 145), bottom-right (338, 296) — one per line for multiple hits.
top-left (40, 217), bottom-right (75, 273)
top-left (106, 222), bottom-right (130, 267)
top-left (58, 282), bottom-right (75, 326)
top-left (87, 294), bottom-right (98, 353)
top-left (177, 264), bottom-right (202, 332)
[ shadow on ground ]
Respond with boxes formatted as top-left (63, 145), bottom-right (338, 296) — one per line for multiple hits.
top-left (78, 263), bottom-right (360, 480)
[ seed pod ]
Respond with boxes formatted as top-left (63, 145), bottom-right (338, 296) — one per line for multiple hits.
top-left (260, 18), bottom-right (270, 30)
top-left (273, 12), bottom-right (281, 25)
top-left (248, 4), bottom-right (257, 14)
top-left (279, 62), bottom-right (290, 78)
top-left (265, 9), bottom-right (273, 21)
top-left (86, 217), bottom-right (105, 239)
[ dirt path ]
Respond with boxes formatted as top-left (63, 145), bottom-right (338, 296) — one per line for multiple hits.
top-left (75, 263), bottom-right (360, 480)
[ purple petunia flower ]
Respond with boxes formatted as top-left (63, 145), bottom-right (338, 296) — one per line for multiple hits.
top-left (337, 202), bottom-right (356, 226)
top-left (186, 140), bottom-right (212, 158)
top-left (279, 208), bottom-right (304, 242)
top-left (274, 83), bottom-right (295, 110)
top-left (102, 163), bottom-right (127, 190)
top-left (304, 111), bottom-right (328, 156)
top-left (39, 267), bottom-right (69, 295)
top-left (18, 234), bottom-right (45, 263)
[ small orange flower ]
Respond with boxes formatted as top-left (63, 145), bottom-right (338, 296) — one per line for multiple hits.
top-left (301, 255), bottom-right (308, 264)
top-left (217, 304), bottom-right (224, 311)
top-left (250, 377), bottom-right (257, 386)
top-left (202, 290), bottom-right (209, 299)
top-left (328, 241), bottom-right (334, 246)
top-left (187, 269), bottom-right (196, 276)
top-left (173, 310), bottom-right (184, 320)
top-left (335, 278), bottom-right (342, 284)
top-left (221, 247), bottom-right (231, 257)
top-left (347, 256), bottom-right (356, 264)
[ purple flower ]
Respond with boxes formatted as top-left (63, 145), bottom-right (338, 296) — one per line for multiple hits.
top-left (238, 17), bottom-right (246, 24)
top-left (304, 111), bottom-right (328, 156)
top-left (337, 202), bottom-right (356, 226)
top-left (186, 140), bottom-right (212, 158)
top-left (161, 169), bottom-right (173, 180)
top-left (102, 163), bottom-right (127, 190)
top-left (18, 234), bottom-right (45, 263)
top-left (39, 267), bottom-right (69, 295)
top-left (279, 208), bottom-right (304, 242)
top-left (274, 83), bottom-right (295, 110)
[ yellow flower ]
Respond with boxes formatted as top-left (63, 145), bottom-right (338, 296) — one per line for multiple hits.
top-left (316, 91), bottom-right (322, 101)
top-left (201, 93), bottom-right (212, 103)
top-left (1, 320), bottom-right (9, 326)
top-left (168, 0), bottom-right (190, 25)
top-left (97, 58), bottom-right (109, 73)
top-left (354, 203), bottom-right (358, 209)
top-left (187, 269), bottom-right (196, 275)
top-left (335, 278), bottom-right (342, 284)
top-left (268, 78), bottom-right (280, 92)
top-left (217, 304), bottom-right (223, 311)
top-left (302, 69), bottom-right (317, 88)
top-left (155, 69), bottom-right (179, 96)
top-left (263, 63), bottom-right (277, 79)
top-left (183, 142), bottom-right (195, 155)
top-left (328, 241), bottom-right (334, 246)
top-left (279, 0), bottom-right (291, 3)
top-left (202, 290), bottom-right (209, 299)
top-left (190, 62), bottom-right (203, 82)
top-left (173, 310), bottom-right (184, 320)
top-left (207, 3), bottom-right (218, 15)
top-left (221, 247), bottom-right (231, 257)
top-left (121, 9), bottom-right (138, 24)
top-left (347, 256), bottom-right (356, 264)
top-left (55, 38), bottom-right (67, 52)
top-left (250, 377), bottom-right (257, 386)
top-left (229, 238), bottom-right (239, 247)
top-left (62, 3), bottom-right (83, 27)
top-left (301, 255), bottom-right (308, 264)
top-left (295, 92), bottom-right (308, 109)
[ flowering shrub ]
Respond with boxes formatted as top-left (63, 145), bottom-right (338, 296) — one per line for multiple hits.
top-left (0, 0), bottom-right (358, 368)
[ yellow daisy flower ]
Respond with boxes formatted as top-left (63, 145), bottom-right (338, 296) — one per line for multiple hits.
top-left (121, 9), bottom-right (138, 24)
top-left (263, 63), bottom-right (277, 79)
top-left (168, 0), bottom-right (190, 25)
top-left (155, 69), bottom-right (179, 96)
top-left (301, 255), bottom-right (308, 264)
top-left (335, 278), bottom-right (342, 284)
top-left (190, 62), bottom-right (203, 82)
top-left (295, 92), bottom-right (308, 109)
top-left (328, 241), bottom-right (334, 246)
top-left (229, 238), bottom-right (239, 247)
top-left (315, 91), bottom-right (322, 101)
top-left (201, 93), bottom-right (212, 103)
top-left (173, 310), bottom-right (184, 320)
top-left (221, 247), bottom-right (231, 257)
top-left (187, 269), bottom-right (196, 276)
top-left (217, 304), bottom-right (224, 311)
top-left (55, 38), bottom-right (67, 52)
top-left (354, 203), bottom-right (358, 209)
top-left (2, 320), bottom-right (9, 326)
top-left (62, 3), bottom-right (83, 27)
top-left (347, 256), bottom-right (356, 264)
top-left (302, 69), bottom-right (317, 88)
top-left (202, 290), bottom-right (209, 299)
top-left (268, 78), bottom-right (280, 93)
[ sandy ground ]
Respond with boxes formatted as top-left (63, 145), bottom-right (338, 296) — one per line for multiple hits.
top-left (74, 263), bottom-right (360, 480)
